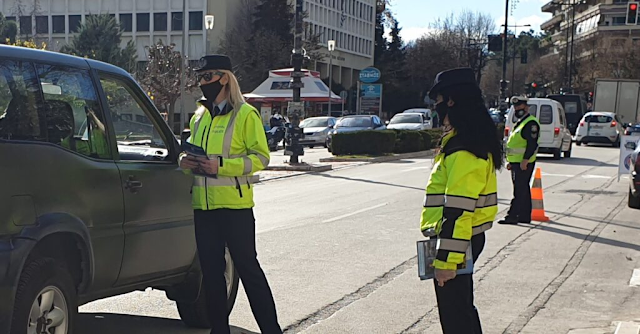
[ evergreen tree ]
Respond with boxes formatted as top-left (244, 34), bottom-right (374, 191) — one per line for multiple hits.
top-left (253, 0), bottom-right (294, 42)
top-left (374, 5), bottom-right (388, 66)
top-left (0, 13), bottom-right (18, 44)
top-left (61, 14), bottom-right (137, 72)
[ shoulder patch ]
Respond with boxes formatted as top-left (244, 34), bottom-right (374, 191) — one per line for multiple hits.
top-left (531, 124), bottom-right (539, 133)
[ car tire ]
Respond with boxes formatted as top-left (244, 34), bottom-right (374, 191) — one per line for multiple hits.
top-left (614, 137), bottom-right (621, 148)
top-left (178, 250), bottom-right (239, 329)
top-left (576, 141), bottom-right (582, 146)
top-left (11, 258), bottom-right (78, 334)
top-left (629, 189), bottom-right (640, 209)
top-left (564, 142), bottom-right (572, 158)
top-left (553, 148), bottom-right (562, 160)
top-left (309, 145), bottom-right (315, 149)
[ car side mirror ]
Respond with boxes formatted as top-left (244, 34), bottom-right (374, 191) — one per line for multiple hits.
top-left (385, 121), bottom-right (390, 125)
top-left (627, 142), bottom-right (637, 150)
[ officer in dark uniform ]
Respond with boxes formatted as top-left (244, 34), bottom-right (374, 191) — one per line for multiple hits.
top-left (499, 96), bottom-right (540, 225)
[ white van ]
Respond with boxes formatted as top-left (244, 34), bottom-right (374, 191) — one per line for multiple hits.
top-left (403, 108), bottom-right (436, 128)
top-left (505, 98), bottom-right (573, 160)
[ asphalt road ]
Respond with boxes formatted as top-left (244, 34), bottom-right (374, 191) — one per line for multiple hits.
top-left (78, 144), bottom-right (640, 334)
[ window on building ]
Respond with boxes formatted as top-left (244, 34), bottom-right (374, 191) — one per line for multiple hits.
top-left (189, 11), bottom-right (203, 30)
top-left (171, 12), bottom-right (183, 31)
top-left (36, 16), bottom-right (48, 34)
top-left (6, 16), bottom-right (15, 21)
top-left (52, 15), bottom-right (65, 33)
top-left (69, 15), bottom-right (82, 33)
top-left (612, 16), bottom-right (626, 26)
top-left (137, 13), bottom-right (150, 32)
top-left (20, 16), bottom-right (32, 35)
top-left (154, 13), bottom-right (167, 31)
top-left (120, 14), bottom-right (132, 32)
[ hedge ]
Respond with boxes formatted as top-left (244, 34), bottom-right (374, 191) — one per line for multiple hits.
top-left (331, 130), bottom-right (396, 156)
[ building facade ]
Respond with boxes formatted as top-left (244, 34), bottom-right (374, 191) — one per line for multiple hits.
top-left (541, 0), bottom-right (640, 57)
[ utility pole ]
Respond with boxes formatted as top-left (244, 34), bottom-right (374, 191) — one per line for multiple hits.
top-left (500, 0), bottom-right (510, 110)
top-left (179, 0), bottom-right (187, 133)
top-left (287, 0), bottom-right (305, 164)
top-left (568, 3), bottom-right (577, 92)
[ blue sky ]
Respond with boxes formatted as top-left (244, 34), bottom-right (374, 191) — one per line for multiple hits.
top-left (390, 0), bottom-right (552, 41)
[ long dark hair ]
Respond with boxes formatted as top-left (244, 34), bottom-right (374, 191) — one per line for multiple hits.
top-left (440, 84), bottom-right (504, 170)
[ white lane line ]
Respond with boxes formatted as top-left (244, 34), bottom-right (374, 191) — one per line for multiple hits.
top-left (630, 269), bottom-right (640, 287)
top-left (322, 203), bottom-right (388, 223)
top-left (542, 173), bottom-right (612, 179)
top-left (404, 167), bottom-right (430, 172)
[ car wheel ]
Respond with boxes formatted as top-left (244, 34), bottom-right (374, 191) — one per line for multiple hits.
top-left (564, 142), bottom-right (572, 158)
top-left (309, 145), bottom-right (315, 149)
top-left (553, 148), bottom-right (562, 160)
top-left (576, 141), bottom-right (582, 146)
top-left (178, 248), bottom-right (239, 329)
top-left (614, 137), bottom-right (621, 148)
top-left (629, 189), bottom-right (640, 209)
top-left (11, 258), bottom-right (77, 334)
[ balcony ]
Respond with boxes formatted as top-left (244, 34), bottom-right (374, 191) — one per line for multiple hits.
top-left (541, 15), bottom-right (564, 30)
top-left (542, 0), bottom-right (561, 13)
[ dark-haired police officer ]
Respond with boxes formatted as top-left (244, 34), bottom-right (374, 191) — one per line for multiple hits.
top-left (499, 96), bottom-right (540, 225)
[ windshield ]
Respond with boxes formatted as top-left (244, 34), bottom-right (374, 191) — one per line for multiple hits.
top-left (585, 115), bottom-right (613, 123)
top-left (337, 117), bottom-right (372, 128)
top-left (564, 102), bottom-right (578, 114)
top-left (301, 118), bottom-right (330, 128)
top-left (390, 114), bottom-right (422, 124)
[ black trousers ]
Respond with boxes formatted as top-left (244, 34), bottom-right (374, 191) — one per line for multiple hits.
top-left (506, 162), bottom-right (536, 223)
top-left (434, 233), bottom-right (486, 334)
top-left (194, 209), bottom-right (282, 334)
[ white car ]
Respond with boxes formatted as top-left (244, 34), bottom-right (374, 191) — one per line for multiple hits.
top-left (300, 116), bottom-right (337, 148)
top-left (387, 113), bottom-right (432, 130)
top-left (505, 98), bottom-right (573, 160)
top-left (575, 112), bottom-right (624, 147)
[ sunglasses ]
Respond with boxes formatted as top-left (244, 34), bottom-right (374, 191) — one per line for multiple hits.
top-left (197, 71), bottom-right (225, 83)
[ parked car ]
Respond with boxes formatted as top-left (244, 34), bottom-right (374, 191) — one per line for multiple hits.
top-left (625, 122), bottom-right (640, 136)
top-left (0, 45), bottom-right (238, 334)
top-left (547, 94), bottom-right (588, 135)
top-left (575, 112), bottom-right (624, 147)
top-left (300, 116), bottom-right (336, 148)
top-left (402, 108), bottom-right (436, 127)
top-left (489, 109), bottom-right (502, 124)
top-left (326, 115), bottom-right (386, 152)
top-left (505, 98), bottom-right (573, 159)
top-left (628, 138), bottom-right (640, 209)
top-left (386, 113), bottom-right (432, 130)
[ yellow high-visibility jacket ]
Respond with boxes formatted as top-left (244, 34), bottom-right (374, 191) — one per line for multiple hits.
top-left (420, 132), bottom-right (498, 270)
top-left (182, 101), bottom-right (270, 210)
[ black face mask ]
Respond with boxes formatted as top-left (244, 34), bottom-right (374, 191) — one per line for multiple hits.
top-left (435, 101), bottom-right (450, 123)
top-left (200, 80), bottom-right (224, 103)
top-left (514, 107), bottom-right (527, 119)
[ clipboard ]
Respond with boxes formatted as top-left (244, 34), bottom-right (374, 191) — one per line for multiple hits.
top-left (417, 239), bottom-right (474, 281)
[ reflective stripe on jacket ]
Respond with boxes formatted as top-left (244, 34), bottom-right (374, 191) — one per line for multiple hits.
top-left (183, 102), bottom-right (270, 210)
top-left (506, 115), bottom-right (539, 163)
top-left (420, 132), bottom-right (498, 270)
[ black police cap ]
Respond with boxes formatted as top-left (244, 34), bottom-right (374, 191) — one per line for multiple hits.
top-left (428, 67), bottom-right (478, 100)
top-left (195, 55), bottom-right (232, 72)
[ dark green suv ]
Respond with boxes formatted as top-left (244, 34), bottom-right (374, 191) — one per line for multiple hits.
top-left (0, 45), bottom-right (239, 334)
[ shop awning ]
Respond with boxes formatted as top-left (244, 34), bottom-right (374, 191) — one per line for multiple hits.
top-left (244, 68), bottom-right (343, 103)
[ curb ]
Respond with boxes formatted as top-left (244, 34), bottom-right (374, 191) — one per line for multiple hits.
top-left (319, 149), bottom-right (435, 163)
top-left (265, 164), bottom-right (333, 172)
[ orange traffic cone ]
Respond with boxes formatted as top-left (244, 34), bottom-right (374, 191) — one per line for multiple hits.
top-left (531, 168), bottom-right (550, 222)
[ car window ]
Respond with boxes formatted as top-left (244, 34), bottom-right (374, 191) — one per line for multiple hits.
top-left (0, 59), bottom-right (45, 141)
top-left (390, 114), bottom-right (422, 124)
top-left (37, 64), bottom-right (111, 159)
top-left (539, 105), bottom-right (553, 125)
top-left (564, 102), bottom-right (578, 114)
top-left (558, 106), bottom-right (566, 126)
top-left (99, 75), bottom-right (170, 162)
top-left (338, 117), bottom-right (372, 127)
top-left (585, 115), bottom-right (613, 123)
top-left (301, 118), bottom-right (329, 128)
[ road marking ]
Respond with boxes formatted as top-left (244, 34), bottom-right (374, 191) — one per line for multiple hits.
top-left (630, 269), bottom-right (640, 287)
top-left (322, 203), bottom-right (388, 223)
top-left (542, 173), bottom-right (612, 179)
top-left (403, 166), bottom-right (430, 172)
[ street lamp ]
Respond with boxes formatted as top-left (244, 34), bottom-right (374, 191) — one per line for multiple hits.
top-left (328, 40), bottom-right (335, 117)
top-left (205, 15), bottom-right (215, 30)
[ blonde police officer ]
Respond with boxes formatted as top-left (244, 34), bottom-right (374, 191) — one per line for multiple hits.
top-left (179, 55), bottom-right (282, 334)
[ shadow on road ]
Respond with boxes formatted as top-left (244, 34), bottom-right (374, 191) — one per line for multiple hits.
top-left (512, 223), bottom-right (640, 253)
top-left (315, 173), bottom-right (425, 191)
top-left (546, 210), bottom-right (640, 231)
top-left (537, 156), bottom-right (617, 167)
top-left (77, 313), bottom-right (258, 334)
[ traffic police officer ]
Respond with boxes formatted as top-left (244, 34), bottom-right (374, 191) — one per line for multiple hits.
top-left (179, 55), bottom-right (282, 334)
top-left (421, 68), bottom-right (503, 333)
top-left (499, 96), bottom-right (540, 225)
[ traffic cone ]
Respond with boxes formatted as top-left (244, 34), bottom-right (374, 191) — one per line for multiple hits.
top-left (531, 168), bottom-right (550, 222)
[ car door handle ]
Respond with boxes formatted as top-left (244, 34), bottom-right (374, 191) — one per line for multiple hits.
top-left (125, 176), bottom-right (143, 193)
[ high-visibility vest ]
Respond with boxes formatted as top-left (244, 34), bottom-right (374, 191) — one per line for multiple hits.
top-left (184, 102), bottom-right (270, 210)
top-left (420, 132), bottom-right (498, 271)
top-left (506, 114), bottom-right (539, 163)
